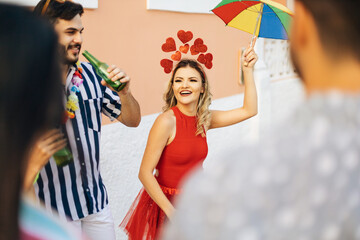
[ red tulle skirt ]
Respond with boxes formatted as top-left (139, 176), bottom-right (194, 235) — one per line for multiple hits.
top-left (119, 185), bottom-right (180, 240)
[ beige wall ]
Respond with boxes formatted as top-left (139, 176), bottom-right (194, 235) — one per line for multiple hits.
top-left (80, 0), bottom-right (287, 123)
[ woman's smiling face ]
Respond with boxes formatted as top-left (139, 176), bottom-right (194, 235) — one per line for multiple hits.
top-left (172, 66), bottom-right (204, 107)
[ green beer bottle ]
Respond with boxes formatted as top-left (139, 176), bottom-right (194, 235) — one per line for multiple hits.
top-left (82, 50), bottom-right (126, 92)
top-left (53, 146), bottom-right (73, 167)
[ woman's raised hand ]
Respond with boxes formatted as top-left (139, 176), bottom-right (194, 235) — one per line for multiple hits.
top-left (242, 36), bottom-right (258, 69)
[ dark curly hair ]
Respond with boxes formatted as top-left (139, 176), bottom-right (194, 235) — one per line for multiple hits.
top-left (33, 0), bottom-right (84, 24)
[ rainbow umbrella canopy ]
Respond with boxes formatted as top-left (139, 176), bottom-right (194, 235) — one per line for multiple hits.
top-left (212, 0), bottom-right (293, 40)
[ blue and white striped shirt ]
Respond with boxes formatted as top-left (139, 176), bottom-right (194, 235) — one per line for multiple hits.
top-left (35, 62), bottom-right (121, 221)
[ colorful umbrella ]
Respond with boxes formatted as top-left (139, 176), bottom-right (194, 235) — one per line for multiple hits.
top-left (212, 0), bottom-right (293, 41)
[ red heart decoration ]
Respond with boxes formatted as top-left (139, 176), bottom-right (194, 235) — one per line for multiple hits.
top-left (160, 59), bottom-right (173, 73)
top-left (205, 53), bottom-right (213, 62)
top-left (205, 61), bottom-right (213, 69)
top-left (190, 45), bottom-right (200, 55)
top-left (204, 53), bottom-right (213, 69)
top-left (197, 53), bottom-right (213, 69)
top-left (161, 38), bottom-right (176, 52)
top-left (177, 30), bottom-right (193, 44)
top-left (197, 54), bottom-right (206, 64)
top-left (179, 44), bottom-right (189, 54)
top-left (171, 51), bottom-right (182, 61)
top-left (193, 38), bottom-right (208, 53)
top-left (194, 38), bottom-right (203, 45)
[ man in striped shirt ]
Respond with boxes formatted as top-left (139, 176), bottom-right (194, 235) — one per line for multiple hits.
top-left (33, 1), bottom-right (141, 239)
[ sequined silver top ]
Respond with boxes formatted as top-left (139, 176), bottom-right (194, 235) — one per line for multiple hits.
top-left (164, 93), bottom-right (360, 240)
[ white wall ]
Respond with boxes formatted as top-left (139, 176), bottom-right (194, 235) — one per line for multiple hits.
top-left (0, 0), bottom-right (98, 8)
top-left (100, 39), bottom-right (305, 240)
top-left (147, 0), bottom-right (219, 13)
top-left (287, 0), bottom-right (295, 11)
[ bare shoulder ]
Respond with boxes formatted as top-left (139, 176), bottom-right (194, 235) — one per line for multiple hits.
top-left (153, 109), bottom-right (176, 131)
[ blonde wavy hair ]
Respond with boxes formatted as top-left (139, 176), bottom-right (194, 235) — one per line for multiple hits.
top-left (163, 59), bottom-right (212, 137)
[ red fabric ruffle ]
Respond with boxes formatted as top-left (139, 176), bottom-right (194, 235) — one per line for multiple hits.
top-left (119, 185), bottom-right (179, 240)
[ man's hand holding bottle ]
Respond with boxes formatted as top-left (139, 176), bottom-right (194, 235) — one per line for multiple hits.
top-left (103, 64), bottom-right (131, 95)
top-left (82, 50), bottom-right (130, 94)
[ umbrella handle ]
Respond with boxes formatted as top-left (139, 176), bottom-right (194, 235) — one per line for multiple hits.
top-left (251, 3), bottom-right (264, 46)
top-left (250, 35), bottom-right (257, 47)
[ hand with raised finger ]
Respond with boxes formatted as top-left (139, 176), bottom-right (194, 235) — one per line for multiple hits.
top-left (101, 64), bottom-right (131, 95)
top-left (242, 36), bottom-right (258, 70)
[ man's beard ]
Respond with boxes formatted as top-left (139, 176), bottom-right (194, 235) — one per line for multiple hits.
top-left (59, 44), bottom-right (81, 66)
top-left (290, 44), bottom-right (303, 80)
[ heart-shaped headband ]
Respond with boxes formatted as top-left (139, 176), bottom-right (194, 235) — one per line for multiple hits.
top-left (160, 30), bottom-right (213, 74)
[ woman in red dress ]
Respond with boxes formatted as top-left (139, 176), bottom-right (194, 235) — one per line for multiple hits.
top-left (120, 38), bottom-right (258, 240)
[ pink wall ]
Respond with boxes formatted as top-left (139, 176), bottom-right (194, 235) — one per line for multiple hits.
top-left (80, 0), bottom-right (287, 123)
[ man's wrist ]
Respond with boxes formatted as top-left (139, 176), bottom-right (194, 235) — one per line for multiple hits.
top-left (117, 88), bottom-right (131, 96)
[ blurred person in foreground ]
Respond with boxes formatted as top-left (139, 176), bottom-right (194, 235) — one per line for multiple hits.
top-left (163, 0), bottom-right (360, 239)
top-left (0, 4), bottom-right (84, 240)
top-left (32, 1), bottom-right (141, 239)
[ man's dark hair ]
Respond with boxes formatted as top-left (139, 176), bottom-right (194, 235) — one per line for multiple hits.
top-left (296, 0), bottom-right (360, 60)
top-left (34, 0), bottom-right (84, 24)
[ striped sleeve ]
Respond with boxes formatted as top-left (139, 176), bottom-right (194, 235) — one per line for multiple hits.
top-left (102, 87), bottom-right (121, 121)
top-left (84, 62), bottom-right (122, 121)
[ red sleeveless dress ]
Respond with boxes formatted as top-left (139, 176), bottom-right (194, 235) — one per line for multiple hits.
top-left (119, 106), bottom-right (208, 240)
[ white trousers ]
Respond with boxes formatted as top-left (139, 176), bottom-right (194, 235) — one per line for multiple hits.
top-left (72, 205), bottom-right (116, 240)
